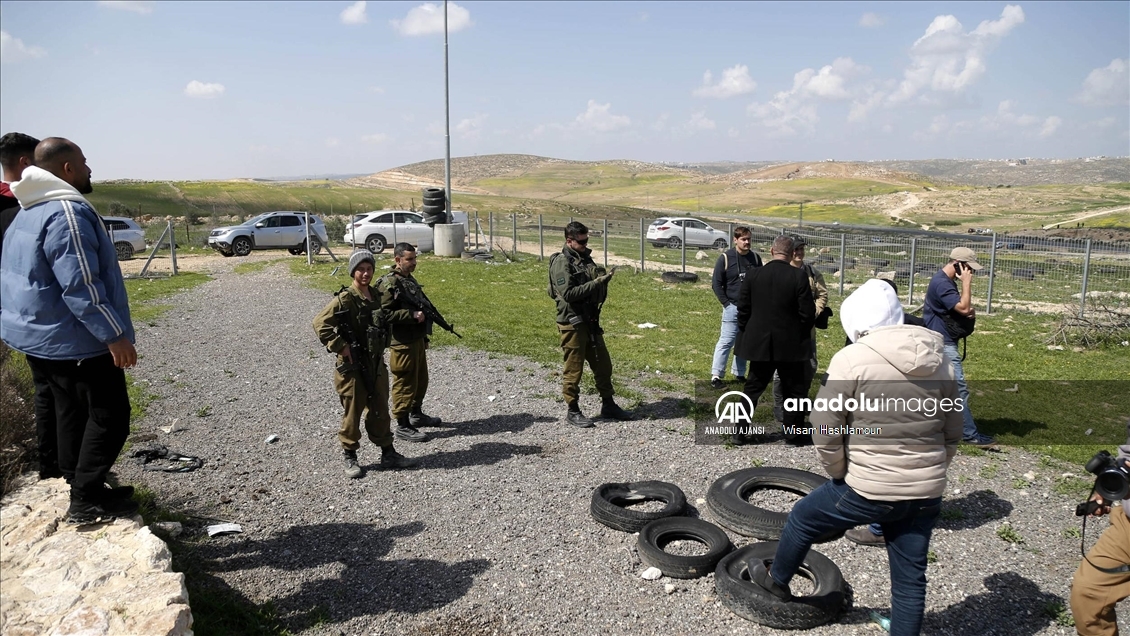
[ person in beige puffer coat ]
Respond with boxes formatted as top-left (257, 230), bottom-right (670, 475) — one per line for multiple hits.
top-left (749, 278), bottom-right (962, 636)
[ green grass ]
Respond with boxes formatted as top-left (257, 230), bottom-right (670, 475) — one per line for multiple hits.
top-left (996, 522), bottom-right (1025, 544)
top-left (125, 272), bottom-right (211, 323)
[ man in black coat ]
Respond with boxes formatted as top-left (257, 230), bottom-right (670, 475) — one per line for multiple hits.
top-left (735, 235), bottom-right (816, 445)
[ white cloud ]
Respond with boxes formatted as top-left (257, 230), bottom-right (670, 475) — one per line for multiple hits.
top-left (859, 12), bottom-right (885, 28)
top-left (794, 57), bottom-right (867, 100)
top-left (888, 5), bottom-right (1024, 105)
top-left (326, 138), bottom-right (340, 148)
top-left (455, 114), bottom-right (488, 140)
top-left (340, 1), bottom-right (368, 25)
top-left (391, 2), bottom-right (472, 36)
top-left (1075, 59), bottom-right (1129, 106)
top-left (361, 133), bottom-right (389, 144)
top-left (693, 64), bottom-right (756, 99)
top-left (98, 1), bottom-right (155, 14)
top-left (687, 111), bottom-right (716, 131)
top-left (184, 80), bottom-right (225, 99)
top-left (1039, 116), bottom-right (1062, 138)
top-left (368, 86), bottom-right (385, 94)
top-left (0, 31), bottom-right (46, 63)
top-left (574, 100), bottom-right (631, 132)
top-left (746, 57), bottom-right (866, 135)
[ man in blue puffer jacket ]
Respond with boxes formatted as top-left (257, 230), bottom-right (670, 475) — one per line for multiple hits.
top-left (0, 137), bottom-right (139, 524)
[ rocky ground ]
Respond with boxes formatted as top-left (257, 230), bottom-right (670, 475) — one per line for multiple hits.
top-left (75, 259), bottom-right (1126, 636)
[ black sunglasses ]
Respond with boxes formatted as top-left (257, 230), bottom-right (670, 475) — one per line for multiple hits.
top-left (573, 236), bottom-right (589, 246)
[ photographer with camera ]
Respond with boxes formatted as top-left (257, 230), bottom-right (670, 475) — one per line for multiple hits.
top-left (923, 246), bottom-right (996, 448)
top-left (1070, 420), bottom-right (1130, 636)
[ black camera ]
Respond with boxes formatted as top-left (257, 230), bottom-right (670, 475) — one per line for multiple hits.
top-left (1075, 450), bottom-right (1130, 516)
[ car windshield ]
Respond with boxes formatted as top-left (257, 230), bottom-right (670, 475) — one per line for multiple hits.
top-left (242, 213), bottom-right (273, 226)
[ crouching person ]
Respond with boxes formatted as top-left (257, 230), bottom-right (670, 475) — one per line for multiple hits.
top-left (313, 250), bottom-right (416, 478)
top-left (749, 279), bottom-right (962, 636)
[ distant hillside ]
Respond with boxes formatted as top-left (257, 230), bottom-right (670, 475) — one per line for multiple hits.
top-left (874, 157), bottom-right (1130, 187)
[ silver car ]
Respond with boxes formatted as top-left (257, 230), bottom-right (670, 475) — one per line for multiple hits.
top-left (208, 212), bottom-right (329, 257)
top-left (101, 216), bottom-right (147, 260)
top-left (343, 210), bottom-right (469, 254)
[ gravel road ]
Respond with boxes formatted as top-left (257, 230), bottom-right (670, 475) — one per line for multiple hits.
top-left (117, 260), bottom-right (1127, 636)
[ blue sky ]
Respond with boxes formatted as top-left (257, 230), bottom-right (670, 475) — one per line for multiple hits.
top-left (1, 1), bottom-right (1127, 180)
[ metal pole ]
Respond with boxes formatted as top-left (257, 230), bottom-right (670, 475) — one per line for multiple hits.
top-left (727, 222), bottom-right (733, 248)
top-left (443, 0), bottom-right (452, 224)
top-left (169, 220), bottom-right (179, 274)
top-left (1080, 238), bottom-right (1093, 317)
top-left (512, 212), bottom-right (517, 260)
top-left (987, 234), bottom-right (998, 314)
top-left (799, 202), bottom-right (803, 227)
top-left (139, 222), bottom-right (170, 277)
top-left (306, 211), bottom-right (312, 266)
top-left (681, 222), bottom-right (687, 273)
top-left (392, 213), bottom-right (398, 248)
top-left (907, 238), bottom-right (917, 306)
top-left (603, 218), bottom-right (608, 270)
top-left (538, 214), bottom-right (544, 261)
top-left (489, 211), bottom-right (494, 252)
top-left (474, 212), bottom-right (479, 248)
top-left (639, 217), bottom-right (645, 272)
top-left (838, 233), bottom-right (846, 296)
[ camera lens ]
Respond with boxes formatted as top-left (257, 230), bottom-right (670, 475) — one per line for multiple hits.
top-left (1096, 469), bottom-right (1130, 502)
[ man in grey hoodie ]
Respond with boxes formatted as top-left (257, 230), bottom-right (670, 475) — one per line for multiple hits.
top-left (1070, 420), bottom-right (1130, 636)
top-left (0, 138), bottom-right (137, 524)
top-left (749, 279), bottom-right (962, 636)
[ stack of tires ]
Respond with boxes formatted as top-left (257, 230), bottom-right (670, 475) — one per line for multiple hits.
top-left (422, 187), bottom-right (447, 226)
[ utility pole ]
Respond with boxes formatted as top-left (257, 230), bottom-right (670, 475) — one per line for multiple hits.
top-left (443, 0), bottom-right (452, 223)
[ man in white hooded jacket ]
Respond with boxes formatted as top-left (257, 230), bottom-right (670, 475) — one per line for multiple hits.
top-left (0, 138), bottom-right (138, 524)
top-left (749, 278), bottom-right (962, 636)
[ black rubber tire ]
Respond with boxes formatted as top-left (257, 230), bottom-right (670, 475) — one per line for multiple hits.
top-left (462, 249), bottom-right (489, 260)
top-left (306, 237), bottom-right (323, 255)
top-left (220, 250), bottom-right (234, 257)
top-left (115, 242), bottom-right (134, 260)
top-left (667, 236), bottom-right (683, 249)
top-left (661, 271), bottom-right (699, 284)
top-left (715, 542), bottom-right (850, 630)
top-left (706, 467), bottom-right (842, 542)
top-left (590, 481), bottom-right (687, 533)
top-left (713, 239), bottom-right (728, 250)
top-left (869, 258), bottom-right (890, 267)
top-left (232, 236), bottom-right (253, 257)
top-left (422, 186), bottom-right (445, 201)
top-left (637, 517), bottom-right (733, 579)
top-left (422, 202), bottom-right (446, 213)
top-left (1012, 268), bottom-right (1036, 280)
top-left (366, 234), bottom-right (387, 254)
top-left (287, 247), bottom-right (302, 255)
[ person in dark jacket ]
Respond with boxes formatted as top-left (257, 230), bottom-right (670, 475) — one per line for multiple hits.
top-left (709, 226), bottom-right (762, 389)
top-left (0, 132), bottom-right (59, 481)
top-left (735, 235), bottom-right (815, 445)
top-left (1, 138), bottom-right (138, 524)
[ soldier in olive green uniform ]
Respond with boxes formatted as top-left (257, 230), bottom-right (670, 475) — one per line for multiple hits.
top-left (314, 250), bottom-right (416, 477)
top-left (550, 221), bottom-right (634, 427)
top-left (375, 243), bottom-right (442, 442)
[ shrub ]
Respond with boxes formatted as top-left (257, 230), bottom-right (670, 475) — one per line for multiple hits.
top-left (324, 215), bottom-right (347, 241)
top-left (0, 343), bottom-right (36, 496)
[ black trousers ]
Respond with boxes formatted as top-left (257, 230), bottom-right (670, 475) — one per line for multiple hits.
top-left (25, 353), bottom-right (130, 501)
top-left (28, 362), bottom-right (60, 476)
top-left (744, 361), bottom-right (809, 437)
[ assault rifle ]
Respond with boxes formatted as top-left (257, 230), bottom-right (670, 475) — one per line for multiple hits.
top-left (332, 308), bottom-right (377, 395)
top-left (394, 279), bottom-right (463, 338)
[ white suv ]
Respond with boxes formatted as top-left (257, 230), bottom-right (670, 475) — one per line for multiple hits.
top-left (343, 210), bottom-right (469, 254)
top-left (101, 216), bottom-right (147, 260)
top-left (208, 212), bottom-right (329, 257)
top-left (647, 217), bottom-right (729, 249)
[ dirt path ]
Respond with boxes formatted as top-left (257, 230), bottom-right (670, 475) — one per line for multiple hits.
top-left (1041, 205), bottom-right (1130, 230)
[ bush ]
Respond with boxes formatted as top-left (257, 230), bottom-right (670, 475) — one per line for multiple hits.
top-left (0, 343), bottom-right (36, 496)
top-left (324, 216), bottom-right (347, 242)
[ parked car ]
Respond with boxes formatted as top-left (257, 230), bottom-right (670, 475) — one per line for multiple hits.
top-left (343, 210), bottom-right (470, 254)
top-left (101, 216), bottom-right (147, 260)
top-left (995, 241), bottom-right (1025, 250)
top-left (646, 217), bottom-right (729, 249)
top-left (207, 212), bottom-right (329, 257)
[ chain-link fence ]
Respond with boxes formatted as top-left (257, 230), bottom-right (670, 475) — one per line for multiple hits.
top-left (471, 211), bottom-right (1129, 317)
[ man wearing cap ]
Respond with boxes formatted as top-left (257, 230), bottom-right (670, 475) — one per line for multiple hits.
top-left (923, 246), bottom-right (996, 448)
top-left (314, 250), bottom-right (416, 477)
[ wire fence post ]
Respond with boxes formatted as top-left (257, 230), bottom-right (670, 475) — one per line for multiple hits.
top-left (1079, 238), bottom-right (1093, 318)
top-left (512, 212), bottom-right (518, 260)
top-left (907, 238), bottom-right (917, 306)
top-left (538, 214), bottom-right (544, 261)
top-left (838, 233), bottom-right (846, 296)
top-left (488, 212), bottom-right (494, 253)
top-left (474, 212), bottom-right (479, 248)
top-left (639, 217), bottom-right (645, 272)
top-left (603, 218), bottom-right (608, 270)
top-left (169, 219), bottom-right (179, 275)
top-left (987, 234), bottom-right (998, 314)
top-left (305, 211), bottom-right (313, 265)
top-left (681, 223), bottom-right (687, 273)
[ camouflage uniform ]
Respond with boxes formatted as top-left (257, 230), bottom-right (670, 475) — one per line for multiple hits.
top-left (376, 268), bottom-right (432, 421)
top-left (550, 244), bottom-right (615, 407)
top-left (312, 286), bottom-right (392, 451)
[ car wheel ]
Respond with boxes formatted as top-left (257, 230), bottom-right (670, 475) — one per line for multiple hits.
top-left (667, 236), bottom-right (682, 249)
top-left (232, 236), bottom-right (252, 257)
top-left (715, 543), bottom-right (850, 630)
top-left (287, 248), bottom-right (302, 255)
top-left (115, 242), bottom-right (134, 260)
top-left (706, 467), bottom-right (842, 542)
top-left (307, 237), bottom-right (323, 255)
top-left (637, 517), bottom-right (733, 579)
top-left (220, 250), bottom-right (234, 258)
top-left (713, 239), bottom-right (728, 250)
top-left (366, 234), bottom-right (387, 254)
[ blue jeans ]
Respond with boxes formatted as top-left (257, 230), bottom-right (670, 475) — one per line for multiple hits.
top-left (772, 479), bottom-right (941, 636)
top-left (711, 304), bottom-right (747, 379)
top-left (943, 343), bottom-right (978, 439)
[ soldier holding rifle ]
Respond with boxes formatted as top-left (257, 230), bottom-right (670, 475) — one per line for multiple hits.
top-left (314, 250), bottom-right (416, 478)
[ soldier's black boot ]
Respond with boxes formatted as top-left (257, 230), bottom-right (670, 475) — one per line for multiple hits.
top-left (409, 405), bottom-right (442, 428)
top-left (600, 398), bottom-right (634, 421)
top-left (343, 450), bottom-right (362, 479)
top-left (565, 402), bottom-right (593, 428)
top-left (380, 445), bottom-right (418, 470)
top-left (394, 415), bottom-right (430, 443)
